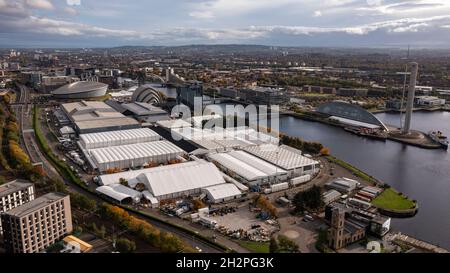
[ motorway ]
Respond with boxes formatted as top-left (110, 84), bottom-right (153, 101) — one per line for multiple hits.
top-left (12, 85), bottom-right (59, 178)
top-left (13, 85), bottom-right (226, 253)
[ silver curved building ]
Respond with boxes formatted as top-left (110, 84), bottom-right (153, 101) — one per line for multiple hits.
top-left (51, 81), bottom-right (108, 99)
top-left (316, 101), bottom-right (388, 130)
top-left (131, 85), bottom-right (163, 104)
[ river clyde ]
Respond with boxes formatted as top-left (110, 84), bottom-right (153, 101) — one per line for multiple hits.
top-left (280, 111), bottom-right (450, 249)
top-left (154, 84), bottom-right (450, 248)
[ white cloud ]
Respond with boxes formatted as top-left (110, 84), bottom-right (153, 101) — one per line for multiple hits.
top-left (188, 0), bottom-right (303, 19)
top-left (26, 0), bottom-right (54, 10)
top-left (357, 0), bottom-right (449, 15)
top-left (64, 6), bottom-right (78, 15)
top-left (188, 11), bottom-right (214, 19)
top-left (66, 0), bottom-right (81, 6)
top-left (2, 0), bottom-right (450, 46)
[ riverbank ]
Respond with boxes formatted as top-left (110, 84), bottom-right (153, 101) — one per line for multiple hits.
top-left (281, 109), bottom-right (442, 149)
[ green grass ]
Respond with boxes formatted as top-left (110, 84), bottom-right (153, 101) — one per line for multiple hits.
top-left (237, 240), bottom-right (270, 253)
top-left (326, 155), bottom-right (378, 184)
top-left (372, 188), bottom-right (416, 210)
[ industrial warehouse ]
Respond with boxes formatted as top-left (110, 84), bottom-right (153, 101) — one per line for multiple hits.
top-left (207, 150), bottom-right (288, 186)
top-left (86, 140), bottom-right (185, 172)
top-left (96, 161), bottom-right (242, 205)
top-left (60, 100), bottom-right (140, 134)
top-left (170, 126), bottom-right (279, 152)
top-left (79, 128), bottom-right (161, 149)
top-left (242, 144), bottom-right (320, 178)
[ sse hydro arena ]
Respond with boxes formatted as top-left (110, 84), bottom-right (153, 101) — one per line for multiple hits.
top-left (51, 81), bottom-right (108, 99)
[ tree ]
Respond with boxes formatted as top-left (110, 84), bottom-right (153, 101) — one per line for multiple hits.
top-left (99, 203), bottom-right (195, 253)
top-left (192, 199), bottom-right (206, 210)
top-left (270, 235), bottom-right (300, 253)
top-left (293, 185), bottom-right (324, 213)
top-left (70, 192), bottom-right (97, 212)
top-left (320, 147), bottom-right (330, 156)
top-left (277, 235), bottom-right (300, 253)
top-left (254, 194), bottom-right (278, 218)
top-left (119, 178), bottom-right (129, 187)
top-left (116, 237), bottom-right (136, 253)
top-left (269, 236), bottom-right (279, 253)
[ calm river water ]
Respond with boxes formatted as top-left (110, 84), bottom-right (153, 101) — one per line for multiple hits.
top-left (153, 84), bottom-right (450, 248)
top-left (280, 111), bottom-right (450, 248)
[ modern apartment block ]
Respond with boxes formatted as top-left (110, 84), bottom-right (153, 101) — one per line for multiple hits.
top-left (0, 180), bottom-right (35, 235)
top-left (1, 193), bottom-right (73, 253)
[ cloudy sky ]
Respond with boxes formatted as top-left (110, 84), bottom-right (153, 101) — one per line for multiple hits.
top-left (1, 0), bottom-right (450, 48)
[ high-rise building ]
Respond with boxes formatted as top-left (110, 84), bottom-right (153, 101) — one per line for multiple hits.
top-left (176, 80), bottom-right (203, 109)
top-left (0, 180), bottom-right (35, 235)
top-left (1, 193), bottom-right (73, 253)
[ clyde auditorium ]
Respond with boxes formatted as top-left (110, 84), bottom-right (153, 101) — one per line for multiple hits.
top-left (51, 81), bottom-right (108, 99)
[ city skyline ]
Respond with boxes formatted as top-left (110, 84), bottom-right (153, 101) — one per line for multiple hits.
top-left (2, 0), bottom-right (450, 48)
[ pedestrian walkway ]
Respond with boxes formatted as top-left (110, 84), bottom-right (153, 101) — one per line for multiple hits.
top-left (391, 232), bottom-right (449, 253)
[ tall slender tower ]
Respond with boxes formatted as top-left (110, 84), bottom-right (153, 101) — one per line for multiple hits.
top-left (402, 62), bottom-right (418, 134)
top-left (328, 208), bottom-right (346, 250)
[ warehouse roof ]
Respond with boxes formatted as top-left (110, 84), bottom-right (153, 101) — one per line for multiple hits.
top-left (323, 189), bottom-right (342, 202)
top-left (89, 140), bottom-right (184, 164)
top-left (80, 128), bottom-right (160, 148)
top-left (207, 150), bottom-right (286, 181)
top-left (203, 183), bottom-right (241, 201)
top-left (75, 118), bottom-right (139, 131)
top-left (61, 101), bottom-right (139, 131)
top-left (63, 236), bottom-right (93, 253)
top-left (96, 184), bottom-right (142, 202)
top-left (171, 126), bottom-right (279, 146)
top-left (156, 119), bottom-right (191, 129)
top-left (99, 161), bottom-right (216, 185)
top-left (122, 102), bottom-right (168, 116)
top-left (136, 161), bottom-right (225, 198)
top-left (243, 144), bottom-right (319, 170)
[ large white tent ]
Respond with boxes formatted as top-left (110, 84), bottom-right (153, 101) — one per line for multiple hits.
top-left (242, 144), bottom-right (320, 177)
top-left (202, 183), bottom-right (242, 203)
top-left (88, 140), bottom-right (185, 171)
top-left (96, 184), bottom-right (142, 203)
top-left (207, 150), bottom-right (287, 185)
top-left (98, 161), bottom-right (230, 201)
top-left (79, 128), bottom-right (161, 149)
top-left (135, 161), bottom-right (227, 200)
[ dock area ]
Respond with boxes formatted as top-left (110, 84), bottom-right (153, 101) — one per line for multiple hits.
top-left (387, 126), bottom-right (442, 149)
top-left (390, 232), bottom-right (449, 253)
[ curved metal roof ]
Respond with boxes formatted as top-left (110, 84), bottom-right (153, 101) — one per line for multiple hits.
top-left (131, 85), bottom-right (163, 104)
top-left (52, 81), bottom-right (108, 95)
top-left (316, 101), bottom-right (388, 130)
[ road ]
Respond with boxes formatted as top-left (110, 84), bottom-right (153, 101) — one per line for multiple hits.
top-left (12, 85), bottom-right (60, 178)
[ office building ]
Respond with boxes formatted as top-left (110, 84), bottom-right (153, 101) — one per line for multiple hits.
top-left (337, 88), bottom-right (368, 97)
top-left (177, 80), bottom-right (203, 109)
